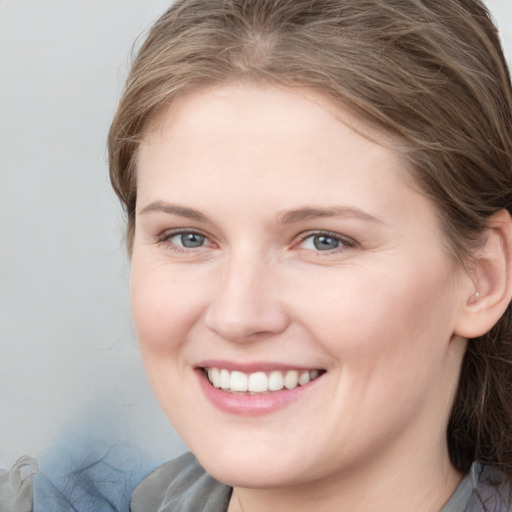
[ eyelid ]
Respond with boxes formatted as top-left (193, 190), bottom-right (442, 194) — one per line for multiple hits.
top-left (295, 230), bottom-right (358, 251)
top-left (155, 227), bottom-right (356, 253)
top-left (157, 228), bottom-right (216, 249)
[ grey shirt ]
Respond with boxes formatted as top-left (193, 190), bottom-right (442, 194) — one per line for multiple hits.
top-left (130, 452), bottom-right (511, 512)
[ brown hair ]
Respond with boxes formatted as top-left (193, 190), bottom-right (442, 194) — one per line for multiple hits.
top-left (108, 0), bottom-right (512, 478)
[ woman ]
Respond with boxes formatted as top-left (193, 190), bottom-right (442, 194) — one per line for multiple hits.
top-left (108, 0), bottom-right (512, 510)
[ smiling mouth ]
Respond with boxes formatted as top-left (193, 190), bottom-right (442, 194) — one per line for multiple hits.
top-left (203, 367), bottom-right (325, 394)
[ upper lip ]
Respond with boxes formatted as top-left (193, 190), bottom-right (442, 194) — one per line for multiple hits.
top-left (196, 359), bottom-right (325, 373)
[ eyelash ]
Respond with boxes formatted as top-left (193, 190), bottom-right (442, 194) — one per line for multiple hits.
top-left (296, 231), bottom-right (357, 253)
top-left (157, 229), bottom-right (213, 253)
top-left (157, 229), bottom-right (357, 254)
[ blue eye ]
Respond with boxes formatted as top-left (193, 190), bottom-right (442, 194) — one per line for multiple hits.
top-left (311, 234), bottom-right (340, 251)
top-left (299, 232), bottom-right (353, 252)
top-left (171, 232), bottom-right (206, 248)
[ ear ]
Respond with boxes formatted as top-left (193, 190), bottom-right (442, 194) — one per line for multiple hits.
top-left (454, 209), bottom-right (512, 339)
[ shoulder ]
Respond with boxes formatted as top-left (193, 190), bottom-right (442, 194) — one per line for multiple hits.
top-left (129, 452), bottom-right (232, 512)
top-left (442, 464), bottom-right (512, 512)
top-left (468, 464), bottom-right (512, 512)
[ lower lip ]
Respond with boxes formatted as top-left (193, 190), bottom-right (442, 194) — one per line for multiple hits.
top-left (196, 369), bottom-right (318, 416)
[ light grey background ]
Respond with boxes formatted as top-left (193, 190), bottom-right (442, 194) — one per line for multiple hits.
top-left (1, 0), bottom-right (511, 471)
top-left (0, 0), bottom-right (185, 471)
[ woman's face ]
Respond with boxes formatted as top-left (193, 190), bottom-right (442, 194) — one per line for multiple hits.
top-left (131, 84), bottom-right (469, 488)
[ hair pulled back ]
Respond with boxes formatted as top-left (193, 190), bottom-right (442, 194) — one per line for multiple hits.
top-left (108, 0), bottom-right (512, 479)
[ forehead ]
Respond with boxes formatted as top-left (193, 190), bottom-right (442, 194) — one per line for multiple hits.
top-left (137, 84), bottom-right (408, 198)
top-left (144, 83), bottom-right (397, 152)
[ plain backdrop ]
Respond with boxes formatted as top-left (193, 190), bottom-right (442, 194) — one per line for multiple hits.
top-left (0, 0), bottom-right (185, 472)
top-left (1, 0), bottom-right (511, 474)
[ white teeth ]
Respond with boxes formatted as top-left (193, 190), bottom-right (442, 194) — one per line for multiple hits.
top-left (210, 368), bottom-right (221, 388)
top-left (230, 371), bottom-right (248, 392)
top-left (268, 371), bottom-right (284, 391)
top-left (299, 371), bottom-right (310, 386)
top-left (248, 372), bottom-right (268, 392)
top-left (206, 367), bottom-right (323, 393)
top-left (283, 370), bottom-right (299, 389)
top-left (220, 369), bottom-right (230, 389)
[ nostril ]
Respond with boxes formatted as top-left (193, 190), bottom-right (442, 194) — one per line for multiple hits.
top-left (204, 307), bottom-right (289, 343)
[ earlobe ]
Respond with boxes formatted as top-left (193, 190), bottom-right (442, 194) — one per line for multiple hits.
top-left (454, 209), bottom-right (512, 339)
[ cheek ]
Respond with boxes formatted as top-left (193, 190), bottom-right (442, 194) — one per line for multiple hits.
top-left (292, 260), bottom-right (458, 369)
top-left (130, 261), bottom-right (204, 355)
top-left (129, 263), bottom-right (205, 419)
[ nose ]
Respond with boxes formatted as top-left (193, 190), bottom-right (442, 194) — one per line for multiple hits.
top-left (204, 254), bottom-right (289, 343)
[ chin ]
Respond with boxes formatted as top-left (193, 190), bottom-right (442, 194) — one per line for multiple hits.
top-left (201, 457), bottom-right (298, 489)
top-left (189, 439), bottom-right (317, 489)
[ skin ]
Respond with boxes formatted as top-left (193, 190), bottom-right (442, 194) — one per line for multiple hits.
top-left (131, 84), bottom-right (474, 512)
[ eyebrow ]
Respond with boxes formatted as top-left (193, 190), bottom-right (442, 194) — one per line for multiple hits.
top-left (138, 201), bottom-right (206, 221)
top-left (277, 206), bottom-right (385, 225)
top-left (139, 201), bottom-right (384, 225)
